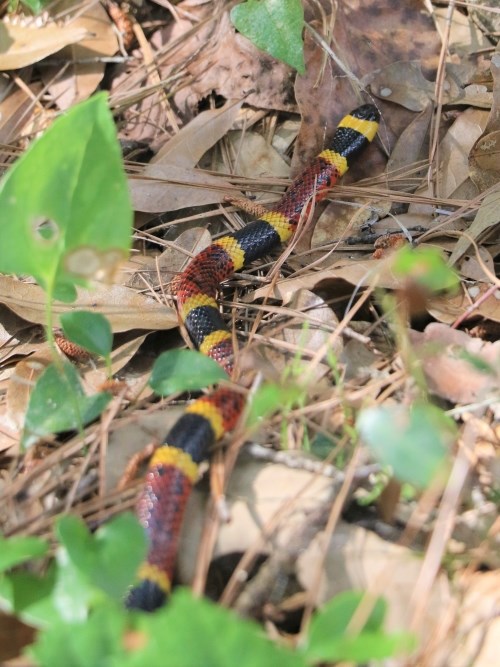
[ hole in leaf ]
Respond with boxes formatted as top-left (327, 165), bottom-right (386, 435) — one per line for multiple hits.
top-left (31, 217), bottom-right (60, 243)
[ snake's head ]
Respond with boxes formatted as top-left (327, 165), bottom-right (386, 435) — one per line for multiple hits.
top-left (349, 104), bottom-right (380, 123)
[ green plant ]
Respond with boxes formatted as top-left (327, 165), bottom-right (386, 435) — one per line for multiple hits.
top-left (231, 0), bottom-right (306, 73)
top-left (0, 94), bottom-right (132, 447)
top-left (0, 516), bottom-right (413, 665)
top-left (356, 246), bottom-right (459, 488)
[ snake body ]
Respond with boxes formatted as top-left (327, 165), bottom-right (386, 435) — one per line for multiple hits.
top-left (126, 104), bottom-right (380, 611)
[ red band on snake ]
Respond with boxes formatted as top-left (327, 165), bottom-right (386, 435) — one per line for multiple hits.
top-left (126, 104), bottom-right (380, 611)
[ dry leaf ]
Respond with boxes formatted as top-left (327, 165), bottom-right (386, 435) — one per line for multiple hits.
top-left (256, 290), bottom-right (341, 381)
top-left (469, 53), bottom-right (500, 192)
top-left (410, 323), bottom-right (500, 407)
top-left (438, 571), bottom-right (500, 667)
top-left (298, 525), bottom-right (453, 647)
top-left (428, 282), bottom-right (500, 324)
top-left (42, 2), bottom-right (119, 109)
top-left (178, 459), bottom-right (337, 584)
top-left (0, 79), bottom-right (42, 145)
top-left (130, 164), bottom-right (236, 213)
top-left (448, 189), bottom-right (500, 266)
top-left (130, 102), bottom-right (243, 212)
top-left (370, 61), bottom-right (435, 111)
top-left (0, 276), bottom-right (176, 332)
top-left (0, 20), bottom-right (90, 70)
top-left (437, 108), bottom-right (489, 198)
top-left (250, 258), bottom-right (400, 304)
top-left (152, 101), bottom-right (243, 168)
top-left (387, 104), bottom-right (432, 191)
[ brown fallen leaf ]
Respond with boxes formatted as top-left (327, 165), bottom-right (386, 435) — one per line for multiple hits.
top-left (129, 102), bottom-right (243, 212)
top-left (370, 61), bottom-right (435, 112)
top-left (0, 20), bottom-right (90, 70)
top-left (178, 459), bottom-right (338, 585)
top-left (428, 281), bottom-right (500, 325)
top-left (409, 322), bottom-right (500, 407)
top-left (437, 108), bottom-right (489, 198)
top-left (469, 54), bottom-right (500, 192)
top-left (249, 258), bottom-right (400, 304)
top-left (438, 571), bottom-right (500, 667)
top-left (254, 289), bottom-right (342, 383)
top-left (297, 524), bottom-right (453, 648)
top-left (0, 276), bottom-right (176, 332)
top-left (448, 189), bottom-right (500, 267)
top-left (41, 1), bottom-right (119, 109)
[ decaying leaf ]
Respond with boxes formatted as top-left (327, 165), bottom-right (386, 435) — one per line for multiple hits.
top-left (41, 1), bottom-right (119, 109)
top-left (410, 323), bottom-right (500, 407)
top-left (0, 20), bottom-right (90, 70)
top-left (0, 276), bottom-right (176, 332)
top-left (129, 102), bottom-right (243, 212)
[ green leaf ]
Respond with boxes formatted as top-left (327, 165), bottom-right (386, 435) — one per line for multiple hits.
top-left (149, 349), bottom-right (228, 395)
top-left (0, 535), bottom-right (48, 572)
top-left (305, 591), bottom-right (413, 662)
top-left (127, 588), bottom-right (303, 667)
top-left (246, 382), bottom-right (304, 429)
top-left (60, 311), bottom-right (113, 358)
top-left (28, 605), bottom-right (128, 667)
top-left (0, 567), bottom-right (59, 629)
top-left (231, 0), bottom-right (305, 74)
top-left (18, 0), bottom-right (52, 13)
top-left (311, 590), bottom-right (386, 637)
top-left (56, 514), bottom-right (147, 603)
top-left (0, 93), bottom-right (132, 302)
top-left (22, 361), bottom-right (112, 449)
top-left (392, 246), bottom-right (459, 292)
top-left (357, 402), bottom-right (454, 487)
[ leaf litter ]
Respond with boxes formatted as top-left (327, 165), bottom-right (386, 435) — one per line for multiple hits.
top-left (0, 0), bottom-right (499, 665)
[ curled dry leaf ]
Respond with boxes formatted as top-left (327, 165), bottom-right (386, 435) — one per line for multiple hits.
top-left (409, 323), bottom-right (500, 408)
top-left (437, 108), bottom-right (489, 198)
top-left (250, 258), bottom-right (402, 304)
top-left (0, 20), bottom-right (90, 70)
top-left (0, 345), bottom-right (53, 453)
top-left (0, 275), bottom-right (176, 333)
top-left (130, 102), bottom-right (243, 212)
top-left (428, 281), bottom-right (500, 325)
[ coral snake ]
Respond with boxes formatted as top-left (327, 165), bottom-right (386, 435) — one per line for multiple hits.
top-left (126, 104), bottom-right (380, 611)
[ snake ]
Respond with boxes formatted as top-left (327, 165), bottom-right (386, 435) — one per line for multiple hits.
top-left (126, 104), bottom-right (380, 611)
